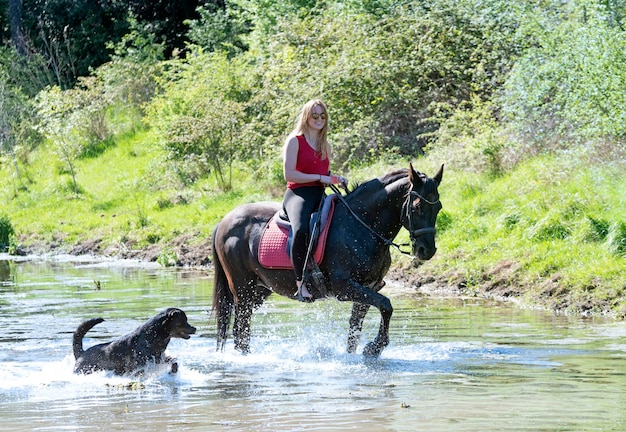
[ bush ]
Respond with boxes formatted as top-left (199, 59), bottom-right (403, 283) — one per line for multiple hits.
top-left (500, 2), bottom-right (626, 148)
top-left (144, 50), bottom-right (249, 191)
top-left (0, 213), bottom-right (15, 252)
top-left (427, 97), bottom-right (509, 175)
top-left (0, 53), bottom-right (43, 194)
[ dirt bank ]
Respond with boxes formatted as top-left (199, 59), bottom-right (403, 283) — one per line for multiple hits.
top-left (13, 233), bottom-right (498, 300)
top-left (13, 233), bottom-right (622, 319)
top-left (15, 233), bottom-right (213, 268)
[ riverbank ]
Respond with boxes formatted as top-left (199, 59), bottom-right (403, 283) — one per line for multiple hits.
top-left (7, 231), bottom-right (618, 320)
top-left (2, 134), bottom-right (624, 320)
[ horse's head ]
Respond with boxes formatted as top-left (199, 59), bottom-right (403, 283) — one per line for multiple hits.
top-left (404, 163), bottom-right (444, 260)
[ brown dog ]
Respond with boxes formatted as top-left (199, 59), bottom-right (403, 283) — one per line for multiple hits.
top-left (73, 308), bottom-right (196, 375)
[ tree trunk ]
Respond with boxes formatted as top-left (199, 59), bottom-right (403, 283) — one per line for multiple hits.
top-left (9, 0), bottom-right (27, 55)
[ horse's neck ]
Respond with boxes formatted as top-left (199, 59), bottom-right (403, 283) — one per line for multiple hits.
top-left (348, 178), bottom-right (407, 238)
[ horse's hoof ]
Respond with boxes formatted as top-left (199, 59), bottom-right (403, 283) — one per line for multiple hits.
top-left (363, 341), bottom-right (382, 358)
top-left (235, 345), bottom-right (251, 355)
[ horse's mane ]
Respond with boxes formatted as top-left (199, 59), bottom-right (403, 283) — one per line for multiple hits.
top-left (380, 168), bottom-right (410, 185)
top-left (346, 168), bottom-right (409, 198)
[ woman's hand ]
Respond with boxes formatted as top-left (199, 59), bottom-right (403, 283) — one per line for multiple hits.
top-left (323, 174), bottom-right (348, 189)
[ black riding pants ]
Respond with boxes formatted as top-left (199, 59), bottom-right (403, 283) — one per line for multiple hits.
top-left (283, 186), bottom-right (324, 281)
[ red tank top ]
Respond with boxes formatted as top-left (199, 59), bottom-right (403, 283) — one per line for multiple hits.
top-left (287, 135), bottom-right (330, 189)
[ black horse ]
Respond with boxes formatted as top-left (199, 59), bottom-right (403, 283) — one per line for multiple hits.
top-left (211, 164), bottom-right (443, 357)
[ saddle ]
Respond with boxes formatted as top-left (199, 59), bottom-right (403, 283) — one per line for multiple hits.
top-left (258, 194), bottom-right (337, 270)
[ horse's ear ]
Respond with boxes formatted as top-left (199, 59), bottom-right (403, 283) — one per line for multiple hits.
top-left (409, 163), bottom-right (423, 185)
top-left (433, 164), bottom-right (444, 185)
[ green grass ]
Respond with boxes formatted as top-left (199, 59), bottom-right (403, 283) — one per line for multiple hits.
top-left (410, 154), bottom-right (626, 317)
top-left (1, 128), bottom-right (625, 318)
top-left (1, 129), bottom-right (276, 254)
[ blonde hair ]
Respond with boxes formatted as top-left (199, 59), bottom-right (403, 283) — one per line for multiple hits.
top-left (288, 99), bottom-right (330, 160)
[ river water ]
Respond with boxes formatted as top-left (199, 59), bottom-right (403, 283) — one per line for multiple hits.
top-left (0, 255), bottom-right (625, 431)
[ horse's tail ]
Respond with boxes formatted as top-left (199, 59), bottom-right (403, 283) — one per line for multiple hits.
top-left (73, 317), bottom-right (104, 359)
top-left (211, 224), bottom-right (233, 351)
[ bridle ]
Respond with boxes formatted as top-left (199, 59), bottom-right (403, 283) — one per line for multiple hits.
top-left (403, 190), bottom-right (439, 242)
top-left (329, 183), bottom-right (439, 257)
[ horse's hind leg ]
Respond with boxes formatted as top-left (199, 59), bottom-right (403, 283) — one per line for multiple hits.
top-left (216, 303), bottom-right (232, 351)
top-left (233, 301), bottom-right (253, 354)
top-left (348, 302), bottom-right (370, 353)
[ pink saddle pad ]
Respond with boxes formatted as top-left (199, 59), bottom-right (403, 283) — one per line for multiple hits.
top-left (258, 198), bottom-right (336, 269)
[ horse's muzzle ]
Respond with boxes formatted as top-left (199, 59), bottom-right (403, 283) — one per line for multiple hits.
top-left (411, 227), bottom-right (437, 260)
top-left (414, 245), bottom-right (437, 261)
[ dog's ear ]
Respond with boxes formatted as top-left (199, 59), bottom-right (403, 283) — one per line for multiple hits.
top-left (165, 308), bottom-right (185, 320)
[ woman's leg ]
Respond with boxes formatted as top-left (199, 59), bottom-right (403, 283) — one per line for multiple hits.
top-left (283, 187), bottom-right (322, 299)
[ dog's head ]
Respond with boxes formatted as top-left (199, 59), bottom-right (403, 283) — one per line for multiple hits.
top-left (163, 308), bottom-right (196, 339)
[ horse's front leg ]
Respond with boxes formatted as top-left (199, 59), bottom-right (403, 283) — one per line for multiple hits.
top-left (348, 302), bottom-right (370, 354)
top-left (339, 280), bottom-right (393, 357)
top-left (347, 281), bottom-right (386, 353)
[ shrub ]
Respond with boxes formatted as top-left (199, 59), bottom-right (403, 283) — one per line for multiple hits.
top-left (500, 2), bottom-right (626, 150)
top-left (0, 213), bottom-right (15, 252)
top-left (145, 51), bottom-right (249, 191)
top-left (157, 247), bottom-right (178, 267)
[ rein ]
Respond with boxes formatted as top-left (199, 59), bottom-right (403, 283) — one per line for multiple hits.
top-left (329, 184), bottom-right (437, 257)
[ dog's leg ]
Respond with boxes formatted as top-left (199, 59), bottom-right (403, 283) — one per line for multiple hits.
top-left (165, 355), bottom-right (179, 374)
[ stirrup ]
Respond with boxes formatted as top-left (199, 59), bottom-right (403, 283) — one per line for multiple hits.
top-left (295, 281), bottom-right (314, 303)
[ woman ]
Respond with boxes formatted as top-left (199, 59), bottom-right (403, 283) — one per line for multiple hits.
top-left (282, 99), bottom-right (347, 302)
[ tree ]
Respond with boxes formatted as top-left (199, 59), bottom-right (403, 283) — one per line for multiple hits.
top-left (35, 86), bottom-right (82, 195)
top-left (500, 1), bottom-right (626, 145)
top-left (16, 0), bottom-right (207, 88)
top-left (8, 0), bottom-right (26, 54)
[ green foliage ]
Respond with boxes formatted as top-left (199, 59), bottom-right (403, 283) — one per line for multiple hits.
top-left (0, 58), bottom-right (42, 195)
top-left (186, 3), bottom-right (248, 56)
top-left (96, 15), bottom-right (164, 118)
top-left (428, 97), bottom-right (508, 175)
top-left (35, 80), bottom-right (114, 196)
top-left (178, 0), bottom-right (540, 171)
top-left (107, 15), bottom-right (166, 64)
top-left (500, 1), bottom-right (626, 146)
top-left (19, 0), bottom-right (201, 88)
top-left (145, 50), bottom-right (250, 190)
top-left (0, 213), bottom-right (15, 252)
top-left (586, 217), bottom-right (611, 242)
top-left (527, 213), bottom-right (572, 242)
top-left (0, 46), bottom-right (56, 96)
top-left (608, 221), bottom-right (626, 257)
top-left (157, 247), bottom-right (178, 267)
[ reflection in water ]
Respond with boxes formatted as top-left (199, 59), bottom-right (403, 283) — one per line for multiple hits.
top-left (0, 259), bottom-right (11, 282)
top-left (0, 257), bottom-right (625, 431)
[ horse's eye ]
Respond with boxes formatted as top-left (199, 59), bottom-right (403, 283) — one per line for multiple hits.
top-left (413, 201), bottom-right (423, 215)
